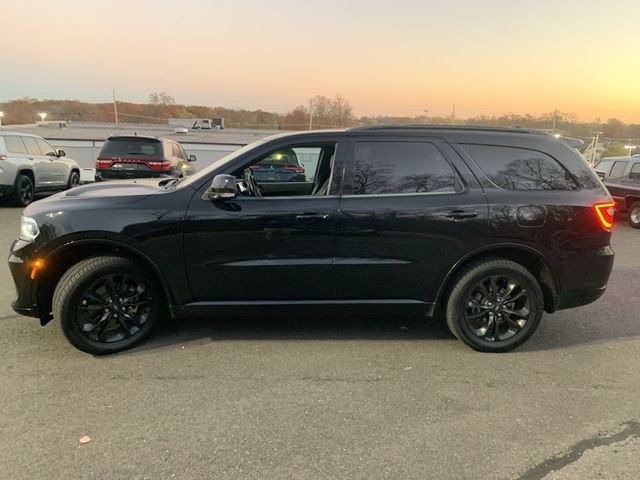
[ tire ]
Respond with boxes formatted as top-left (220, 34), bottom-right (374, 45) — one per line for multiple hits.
top-left (66, 171), bottom-right (80, 189)
top-left (53, 256), bottom-right (163, 354)
top-left (10, 174), bottom-right (35, 207)
top-left (446, 259), bottom-right (544, 353)
top-left (628, 201), bottom-right (640, 229)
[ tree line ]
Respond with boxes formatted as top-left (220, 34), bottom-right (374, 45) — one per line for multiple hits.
top-left (1, 96), bottom-right (639, 144)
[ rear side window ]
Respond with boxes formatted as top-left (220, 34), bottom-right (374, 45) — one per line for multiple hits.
top-left (3, 136), bottom-right (28, 154)
top-left (609, 161), bottom-right (627, 178)
top-left (100, 138), bottom-right (162, 159)
top-left (22, 137), bottom-right (42, 155)
top-left (353, 141), bottom-right (456, 195)
top-left (629, 163), bottom-right (640, 181)
top-left (461, 144), bottom-right (579, 190)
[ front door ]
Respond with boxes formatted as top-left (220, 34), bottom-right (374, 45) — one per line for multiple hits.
top-left (335, 136), bottom-right (488, 303)
top-left (184, 137), bottom-right (344, 302)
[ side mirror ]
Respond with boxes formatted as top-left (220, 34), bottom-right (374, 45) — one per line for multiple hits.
top-left (207, 174), bottom-right (237, 201)
top-left (189, 154), bottom-right (197, 162)
top-left (57, 149), bottom-right (66, 157)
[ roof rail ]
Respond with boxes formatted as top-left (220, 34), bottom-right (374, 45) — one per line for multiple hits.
top-left (347, 124), bottom-right (547, 135)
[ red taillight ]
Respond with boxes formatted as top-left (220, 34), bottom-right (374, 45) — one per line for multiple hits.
top-left (0, 155), bottom-right (7, 161)
top-left (283, 165), bottom-right (305, 173)
top-left (147, 161), bottom-right (172, 171)
top-left (594, 202), bottom-right (615, 230)
top-left (249, 164), bottom-right (260, 170)
top-left (96, 158), bottom-right (112, 168)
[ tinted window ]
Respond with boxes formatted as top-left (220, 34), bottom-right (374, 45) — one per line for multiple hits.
top-left (629, 162), bottom-right (640, 181)
top-left (461, 144), bottom-right (578, 190)
top-left (353, 141), bottom-right (456, 195)
top-left (36, 138), bottom-right (56, 156)
top-left (609, 161), bottom-right (627, 178)
top-left (22, 137), bottom-right (42, 155)
top-left (3, 136), bottom-right (28, 154)
top-left (594, 159), bottom-right (612, 175)
top-left (100, 138), bottom-right (162, 159)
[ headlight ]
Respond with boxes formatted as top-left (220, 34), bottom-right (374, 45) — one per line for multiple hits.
top-left (20, 216), bottom-right (40, 241)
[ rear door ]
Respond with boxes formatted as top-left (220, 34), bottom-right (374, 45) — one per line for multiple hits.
top-left (335, 135), bottom-right (488, 303)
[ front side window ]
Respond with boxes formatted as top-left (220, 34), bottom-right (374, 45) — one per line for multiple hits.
top-left (353, 141), bottom-right (456, 195)
top-left (233, 144), bottom-right (335, 197)
top-left (35, 138), bottom-right (56, 156)
top-left (461, 144), bottom-right (579, 190)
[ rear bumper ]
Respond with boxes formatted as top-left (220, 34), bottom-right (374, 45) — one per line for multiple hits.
top-left (553, 245), bottom-right (614, 311)
top-left (95, 169), bottom-right (173, 181)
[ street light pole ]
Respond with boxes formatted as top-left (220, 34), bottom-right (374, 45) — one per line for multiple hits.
top-left (38, 112), bottom-right (47, 123)
top-left (423, 109), bottom-right (429, 125)
top-left (309, 99), bottom-right (313, 131)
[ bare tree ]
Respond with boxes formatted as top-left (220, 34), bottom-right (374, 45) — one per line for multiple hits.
top-left (149, 91), bottom-right (175, 105)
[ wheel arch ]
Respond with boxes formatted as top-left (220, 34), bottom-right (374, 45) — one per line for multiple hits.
top-left (436, 244), bottom-right (559, 314)
top-left (35, 238), bottom-right (173, 325)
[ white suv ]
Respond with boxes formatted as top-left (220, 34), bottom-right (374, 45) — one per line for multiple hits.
top-left (0, 131), bottom-right (81, 206)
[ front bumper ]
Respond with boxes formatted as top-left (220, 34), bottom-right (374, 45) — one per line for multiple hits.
top-left (8, 250), bottom-right (40, 319)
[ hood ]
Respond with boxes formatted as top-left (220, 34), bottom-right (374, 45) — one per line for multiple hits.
top-left (61, 178), bottom-right (165, 198)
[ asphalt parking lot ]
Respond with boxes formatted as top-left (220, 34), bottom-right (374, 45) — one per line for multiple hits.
top-left (0, 205), bottom-right (638, 480)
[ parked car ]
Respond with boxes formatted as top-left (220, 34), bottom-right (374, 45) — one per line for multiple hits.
top-left (600, 155), bottom-right (640, 228)
top-left (593, 155), bottom-right (636, 180)
top-left (0, 131), bottom-right (81, 207)
top-left (95, 135), bottom-right (196, 181)
top-left (9, 126), bottom-right (614, 354)
top-left (249, 148), bottom-right (306, 183)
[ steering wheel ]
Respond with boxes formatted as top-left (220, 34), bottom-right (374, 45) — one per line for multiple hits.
top-left (243, 170), bottom-right (263, 197)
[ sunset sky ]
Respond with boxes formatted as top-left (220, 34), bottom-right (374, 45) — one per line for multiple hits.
top-left (2, 0), bottom-right (639, 121)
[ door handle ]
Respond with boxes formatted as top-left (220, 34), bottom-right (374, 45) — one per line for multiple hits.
top-left (295, 213), bottom-right (330, 222)
top-left (445, 210), bottom-right (478, 220)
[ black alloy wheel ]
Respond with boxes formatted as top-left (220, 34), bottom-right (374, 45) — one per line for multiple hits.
top-left (54, 256), bottom-right (162, 354)
top-left (12, 174), bottom-right (34, 207)
top-left (446, 259), bottom-right (543, 352)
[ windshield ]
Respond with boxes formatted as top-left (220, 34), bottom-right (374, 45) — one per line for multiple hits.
top-left (177, 138), bottom-right (269, 189)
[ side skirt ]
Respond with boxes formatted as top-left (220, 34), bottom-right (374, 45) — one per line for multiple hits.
top-left (170, 299), bottom-right (436, 319)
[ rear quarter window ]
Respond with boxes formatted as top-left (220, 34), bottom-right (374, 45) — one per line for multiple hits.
top-left (2, 136), bottom-right (28, 154)
top-left (461, 144), bottom-right (579, 190)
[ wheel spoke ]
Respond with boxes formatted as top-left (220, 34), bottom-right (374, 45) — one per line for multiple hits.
top-left (503, 307), bottom-right (530, 319)
top-left (505, 289), bottom-right (526, 303)
top-left (489, 276), bottom-right (498, 299)
top-left (465, 310), bottom-right (490, 320)
top-left (476, 281), bottom-right (492, 300)
top-left (505, 317), bottom-right (525, 331)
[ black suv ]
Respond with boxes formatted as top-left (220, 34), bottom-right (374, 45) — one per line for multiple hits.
top-left (95, 135), bottom-right (197, 180)
top-left (9, 126), bottom-right (615, 354)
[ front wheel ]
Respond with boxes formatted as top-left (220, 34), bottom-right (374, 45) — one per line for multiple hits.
top-left (446, 259), bottom-right (544, 353)
top-left (628, 201), bottom-right (640, 229)
top-left (53, 256), bottom-right (163, 354)
top-left (66, 171), bottom-right (80, 189)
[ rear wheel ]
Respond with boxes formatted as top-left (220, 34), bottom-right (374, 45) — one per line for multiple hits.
top-left (446, 259), bottom-right (543, 352)
top-left (10, 174), bottom-right (34, 207)
top-left (53, 256), bottom-right (163, 354)
top-left (628, 201), bottom-right (640, 229)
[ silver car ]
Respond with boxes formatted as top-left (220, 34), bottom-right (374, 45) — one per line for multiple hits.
top-left (0, 131), bottom-right (81, 206)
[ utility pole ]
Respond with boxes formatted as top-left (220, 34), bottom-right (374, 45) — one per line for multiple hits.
top-left (308, 99), bottom-right (313, 130)
top-left (551, 109), bottom-right (558, 134)
top-left (423, 109), bottom-right (429, 125)
top-left (113, 89), bottom-right (119, 124)
top-left (451, 104), bottom-right (456, 124)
